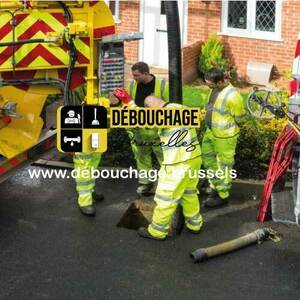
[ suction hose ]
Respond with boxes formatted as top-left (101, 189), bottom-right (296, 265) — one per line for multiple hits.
top-left (190, 228), bottom-right (280, 263)
top-left (165, 1), bottom-right (182, 104)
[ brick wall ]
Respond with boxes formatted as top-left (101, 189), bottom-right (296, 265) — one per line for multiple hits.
top-left (116, 1), bottom-right (140, 64)
top-left (187, 0), bottom-right (300, 77)
top-left (182, 41), bottom-right (202, 83)
top-left (117, 0), bottom-right (298, 80)
top-left (116, 1), bottom-right (201, 83)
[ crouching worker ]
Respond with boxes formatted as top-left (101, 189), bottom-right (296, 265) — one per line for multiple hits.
top-left (113, 89), bottom-right (203, 240)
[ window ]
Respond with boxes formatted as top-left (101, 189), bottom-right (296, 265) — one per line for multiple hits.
top-left (105, 0), bottom-right (120, 22)
top-left (221, 0), bottom-right (281, 41)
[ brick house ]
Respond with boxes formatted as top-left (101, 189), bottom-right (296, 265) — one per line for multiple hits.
top-left (106, 0), bottom-right (298, 83)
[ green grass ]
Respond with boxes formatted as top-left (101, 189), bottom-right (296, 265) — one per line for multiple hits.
top-left (182, 85), bottom-right (249, 108)
top-left (182, 85), bottom-right (210, 108)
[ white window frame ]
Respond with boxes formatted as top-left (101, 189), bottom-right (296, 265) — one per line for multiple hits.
top-left (220, 0), bottom-right (282, 41)
top-left (104, 0), bottom-right (120, 23)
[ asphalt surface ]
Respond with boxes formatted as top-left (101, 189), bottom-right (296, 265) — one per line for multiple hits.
top-left (1, 166), bottom-right (300, 300)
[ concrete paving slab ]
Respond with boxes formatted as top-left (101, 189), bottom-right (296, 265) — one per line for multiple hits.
top-left (0, 166), bottom-right (300, 300)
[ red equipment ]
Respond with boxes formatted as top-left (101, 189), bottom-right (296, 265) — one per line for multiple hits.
top-left (113, 88), bottom-right (132, 104)
top-left (257, 125), bottom-right (298, 221)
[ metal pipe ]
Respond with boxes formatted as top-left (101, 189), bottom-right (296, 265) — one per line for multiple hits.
top-left (190, 228), bottom-right (273, 263)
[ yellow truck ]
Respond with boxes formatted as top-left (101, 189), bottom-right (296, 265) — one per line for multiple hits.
top-left (0, 0), bottom-right (140, 182)
top-left (0, 0), bottom-right (182, 183)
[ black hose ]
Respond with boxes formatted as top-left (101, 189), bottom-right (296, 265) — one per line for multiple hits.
top-left (57, 1), bottom-right (73, 22)
top-left (1, 78), bottom-right (65, 92)
top-left (64, 36), bottom-right (78, 105)
top-left (0, 39), bottom-right (54, 47)
top-left (57, 1), bottom-right (77, 105)
top-left (165, 1), bottom-right (182, 104)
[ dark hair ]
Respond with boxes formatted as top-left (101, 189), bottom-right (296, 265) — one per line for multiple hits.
top-left (131, 61), bottom-right (150, 74)
top-left (204, 68), bottom-right (224, 84)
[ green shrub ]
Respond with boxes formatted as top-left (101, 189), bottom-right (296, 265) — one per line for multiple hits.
top-left (235, 89), bottom-right (289, 179)
top-left (198, 33), bottom-right (237, 80)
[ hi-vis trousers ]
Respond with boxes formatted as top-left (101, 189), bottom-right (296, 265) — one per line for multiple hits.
top-left (148, 156), bottom-right (203, 239)
top-left (127, 128), bottom-right (163, 184)
top-left (201, 128), bottom-right (238, 199)
top-left (73, 152), bottom-right (102, 207)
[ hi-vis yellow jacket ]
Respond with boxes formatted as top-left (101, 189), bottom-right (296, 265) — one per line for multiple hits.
top-left (208, 84), bottom-right (246, 138)
top-left (158, 103), bottom-right (201, 165)
top-left (123, 101), bottom-right (201, 165)
top-left (127, 77), bottom-right (169, 102)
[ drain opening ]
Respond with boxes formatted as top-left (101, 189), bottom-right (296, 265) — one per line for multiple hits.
top-left (117, 199), bottom-right (185, 236)
top-left (117, 200), bottom-right (154, 230)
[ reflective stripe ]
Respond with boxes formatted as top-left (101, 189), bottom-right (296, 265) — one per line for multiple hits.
top-left (150, 222), bottom-right (169, 233)
top-left (184, 188), bottom-right (197, 195)
top-left (186, 213), bottom-right (202, 221)
top-left (159, 128), bottom-right (190, 137)
top-left (155, 193), bottom-right (181, 203)
top-left (74, 154), bottom-right (92, 160)
top-left (76, 179), bottom-right (95, 187)
top-left (220, 87), bottom-right (235, 113)
top-left (160, 79), bottom-right (166, 100)
top-left (211, 122), bottom-right (236, 129)
top-left (129, 81), bottom-right (134, 97)
top-left (202, 151), bottom-right (215, 157)
top-left (186, 213), bottom-right (203, 225)
top-left (213, 107), bottom-right (231, 116)
top-left (78, 190), bottom-right (92, 196)
top-left (234, 112), bottom-right (246, 118)
top-left (188, 219), bottom-right (202, 226)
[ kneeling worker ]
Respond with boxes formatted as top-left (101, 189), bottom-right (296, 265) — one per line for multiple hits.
top-left (113, 89), bottom-right (203, 240)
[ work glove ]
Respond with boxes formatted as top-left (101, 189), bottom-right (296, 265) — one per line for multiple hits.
top-left (113, 88), bottom-right (133, 105)
top-left (2, 115), bottom-right (11, 125)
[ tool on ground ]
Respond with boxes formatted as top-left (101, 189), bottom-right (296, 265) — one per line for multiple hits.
top-left (190, 227), bottom-right (281, 263)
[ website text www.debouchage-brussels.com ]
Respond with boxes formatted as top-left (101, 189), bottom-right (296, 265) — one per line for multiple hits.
top-left (28, 167), bottom-right (237, 181)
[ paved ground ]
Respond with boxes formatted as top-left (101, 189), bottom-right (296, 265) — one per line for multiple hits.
top-left (1, 165), bottom-right (300, 300)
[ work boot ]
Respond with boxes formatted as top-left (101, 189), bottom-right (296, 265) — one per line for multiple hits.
top-left (187, 228), bottom-right (203, 234)
top-left (205, 186), bottom-right (214, 195)
top-left (137, 227), bottom-right (166, 241)
top-left (136, 183), bottom-right (154, 196)
top-left (204, 194), bottom-right (229, 208)
top-left (79, 205), bottom-right (96, 216)
top-left (206, 189), bottom-right (218, 199)
top-left (187, 223), bottom-right (204, 234)
top-left (92, 192), bottom-right (104, 202)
